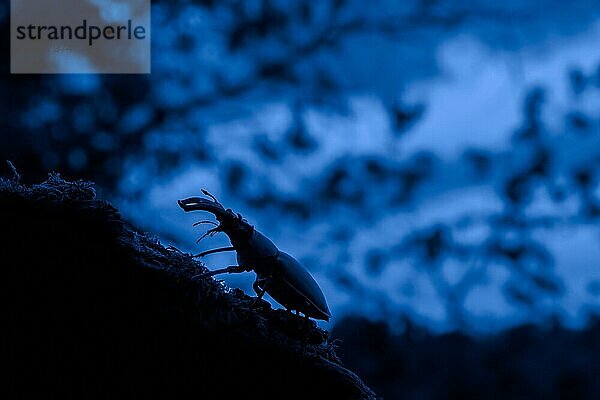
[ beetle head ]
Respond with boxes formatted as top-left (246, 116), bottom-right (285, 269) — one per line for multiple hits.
top-left (178, 189), bottom-right (255, 241)
top-left (219, 208), bottom-right (254, 239)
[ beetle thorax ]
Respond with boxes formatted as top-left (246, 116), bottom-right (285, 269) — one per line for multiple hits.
top-left (232, 228), bottom-right (280, 270)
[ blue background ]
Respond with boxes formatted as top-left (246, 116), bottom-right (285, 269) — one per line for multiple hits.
top-left (2, 0), bottom-right (599, 335)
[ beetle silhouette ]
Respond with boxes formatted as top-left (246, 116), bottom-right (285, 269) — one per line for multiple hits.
top-left (178, 190), bottom-right (331, 321)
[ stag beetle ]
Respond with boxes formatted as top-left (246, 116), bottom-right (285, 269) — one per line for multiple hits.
top-left (178, 190), bottom-right (331, 321)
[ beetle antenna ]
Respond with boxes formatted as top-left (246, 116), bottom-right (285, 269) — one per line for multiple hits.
top-left (196, 226), bottom-right (222, 242)
top-left (201, 189), bottom-right (222, 206)
top-left (196, 232), bottom-right (211, 243)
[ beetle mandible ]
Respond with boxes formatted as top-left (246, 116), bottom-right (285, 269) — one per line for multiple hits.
top-left (178, 190), bottom-right (331, 321)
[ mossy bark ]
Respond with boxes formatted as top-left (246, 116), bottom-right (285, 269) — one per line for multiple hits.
top-left (1, 172), bottom-right (377, 399)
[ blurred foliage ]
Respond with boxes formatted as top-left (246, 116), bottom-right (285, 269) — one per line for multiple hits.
top-left (0, 0), bottom-right (563, 186)
top-left (1, 0), bottom-right (599, 331)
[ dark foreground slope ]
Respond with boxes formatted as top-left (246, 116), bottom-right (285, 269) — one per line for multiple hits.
top-left (1, 170), bottom-right (376, 399)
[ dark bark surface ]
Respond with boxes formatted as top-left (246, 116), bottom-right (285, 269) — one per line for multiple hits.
top-left (1, 171), bottom-right (377, 399)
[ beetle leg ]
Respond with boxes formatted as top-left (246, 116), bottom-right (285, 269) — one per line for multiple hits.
top-left (252, 280), bottom-right (262, 296)
top-left (193, 246), bottom-right (235, 258)
top-left (192, 265), bottom-right (251, 279)
top-left (192, 220), bottom-right (218, 227)
top-left (251, 278), bottom-right (270, 307)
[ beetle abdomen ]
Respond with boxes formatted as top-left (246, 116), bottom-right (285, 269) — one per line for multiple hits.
top-left (265, 252), bottom-right (331, 321)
